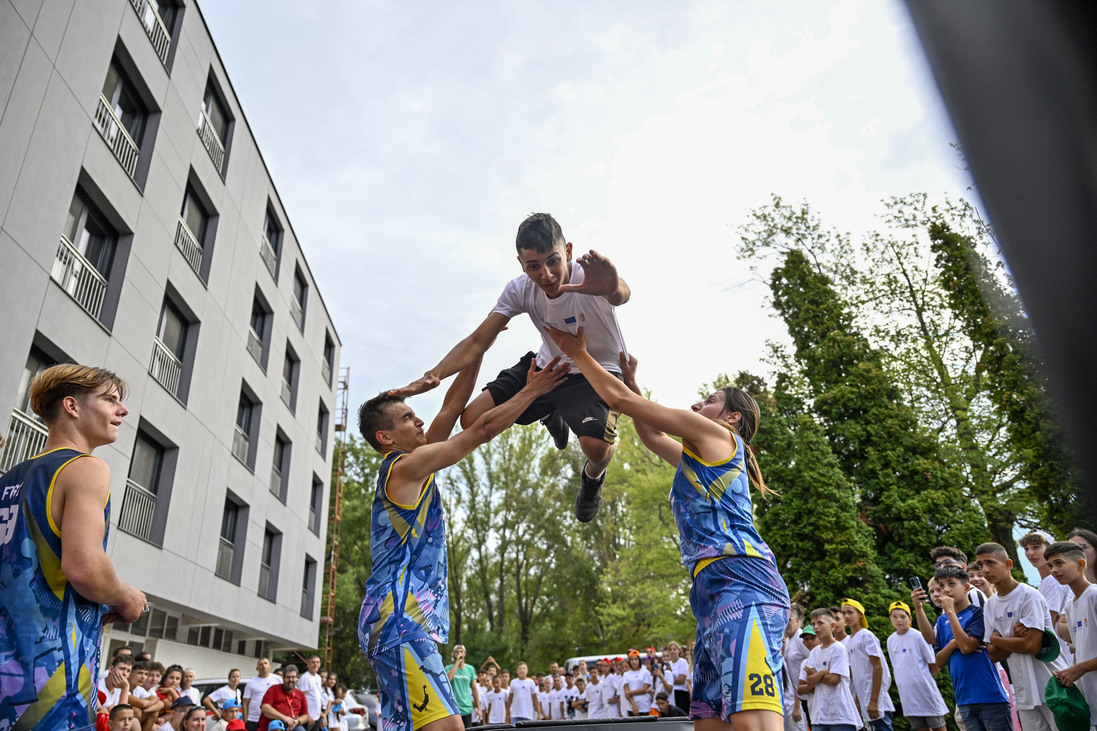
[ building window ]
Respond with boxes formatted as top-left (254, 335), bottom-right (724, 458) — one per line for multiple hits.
top-left (119, 432), bottom-right (162, 543)
top-left (198, 79), bottom-right (231, 173)
top-left (271, 433), bottom-right (289, 501)
top-left (185, 625), bottom-right (235, 654)
top-left (94, 61), bottom-right (146, 179)
top-left (258, 526), bottom-right (281, 602)
top-left (248, 295), bottom-right (271, 369)
top-left (53, 192), bottom-right (115, 321)
top-left (309, 478), bottom-right (323, 535)
top-left (129, 0), bottom-right (175, 66)
top-left (260, 206), bottom-right (281, 279)
top-left (233, 391), bottom-right (259, 469)
top-left (150, 299), bottom-right (189, 399)
top-left (322, 333), bottom-right (335, 387)
top-left (216, 496), bottom-right (247, 584)
top-left (301, 556), bottom-right (317, 619)
top-left (114, 607), bottom-right (178, 643)
top-left (0, 349), bottom-right (56, 474)
top-left (176, 186), bottom-right (209, 277)
top-left (281, 345), bottom-right (298, 412)
top-left (291, 267), bottom-right (307, 331)
top-left (316, 402), bottom-right (328, 457)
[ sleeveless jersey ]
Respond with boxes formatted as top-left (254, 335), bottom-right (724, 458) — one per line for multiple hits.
top-left (0, 448), bottom-right (108, 731)
top-left (358, 451), bottom-right (449, 655)
top-left (670, 431), bottom-right (776, 576)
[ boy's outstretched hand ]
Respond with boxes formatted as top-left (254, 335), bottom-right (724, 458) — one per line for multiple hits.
top-left (557, 250), bottom-right (625, 299)
top-left (390, 373), bottom-right (441, 397)
top-left (544, 325), bottom-right (587, 358)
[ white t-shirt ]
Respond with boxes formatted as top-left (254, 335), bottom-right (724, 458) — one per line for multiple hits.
top-left (1066, 583), bottom-right (1097, 724)
top-left (600, 676), bottom-right (618, 718)
top-left (984, 582), bottom-right (1069, 709)
top-left (801, 641), bottom-right (861, 726)
top-left (585, 679), bottom-right (605, 719)
top-left (207, 684), bottom-right (242, 709)
top-left (846, 629), bottom-right (896, 722)
top-left (182, 687), bottom-right (200, 705)
top-left (887, 630), bottom-right (948, 716)
top-left (783, 635), bottom-right (811, 701)
top-left (242, 675), bottom-right (278, 723)
top-left (98, 679), bottom-right (121, 709)
top-left (508, 678), bottom-right (538, 719)
top-left (328, 694), bottom-right (347, 730)
top-left (667, 657), bottom-right (690, 692)
top-left (492, 262), bottom-right (628, 374)
top-left (132, 686), bottom-right (151, 699)
top-left (1041, 573), bottom-right (1075, 660)
top-left (572, 687), bottom-right (588, 719)
top-left (562, 685), bottom-right (578, 717)
top-left (297, 671), bottom-right (323, 719)
top-left (485, 688), bottom-right (508, 723)
top-left (622, 667), bottom-right (653, 713)
top-left (537, 690), bottom-right (553, 719)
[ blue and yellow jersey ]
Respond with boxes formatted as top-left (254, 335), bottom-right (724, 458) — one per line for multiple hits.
top-left (358, 451), bottom-right (449, 656)
top-left (0, 448), bottom-right (108, 731)
top-left (670, 430), bottom-right (776, 577)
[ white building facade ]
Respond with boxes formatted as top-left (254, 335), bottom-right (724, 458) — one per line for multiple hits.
top-left (0, 0), bottom-right (341, 676)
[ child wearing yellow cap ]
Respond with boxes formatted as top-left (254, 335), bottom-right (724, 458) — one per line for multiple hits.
top-left (840, 599), bottom-right (896, 731)
top-left (886, 601), bottom-right (948, 731)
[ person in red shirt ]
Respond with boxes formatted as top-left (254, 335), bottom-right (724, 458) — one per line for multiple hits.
top-left (259, 666), bottom-right (311, 731)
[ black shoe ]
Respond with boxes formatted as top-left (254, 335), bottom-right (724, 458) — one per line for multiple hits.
top-left (575, 461), bottom-right (605, 523)
top-left (541, 410), bottom-right (569, 450)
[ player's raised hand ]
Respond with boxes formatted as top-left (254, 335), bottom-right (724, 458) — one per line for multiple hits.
top-left (390, 373), bottom-right (441, 397)
top-left (524, 357), bottom-right (570, 396)
top-left (557, 250), bottom-right (621, 296)
top-left (544, 325), bottom-right (588, 357)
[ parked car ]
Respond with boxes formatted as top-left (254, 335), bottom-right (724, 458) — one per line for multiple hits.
top-left (345, 688), bottom-right (379, 730)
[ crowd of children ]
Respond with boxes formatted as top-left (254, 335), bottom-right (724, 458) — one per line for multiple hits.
top-left (782, 532), bottom-right (1097, 731)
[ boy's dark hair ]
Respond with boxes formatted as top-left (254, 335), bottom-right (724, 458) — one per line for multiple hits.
top-left (516, 213), bottom-right (565, 254)
top-left (358, 392), bottom-right (405, 451)
top-left (1019, 531), bottom-right (1052, 548)
top-left (656, 691), bottom-right (669, 701)
top-left (975, 542), bottom-right (1010, 560)
top-left (132, 661), bottom-right (150, 672)
top-left (109, 704), bottom-right (133, 721)
top-left (111, 654), bottom-right (133, 667)
top-left (930, 546), bottom-right (968, 563)
top-left (935, 564), bottom-right (970, 583)
top-left (1045, 541), bottom-right (1087, 563)
top-left (810, 607), bottom-right (835, 620)
top-left (148, 661), bottom-right (165, 673)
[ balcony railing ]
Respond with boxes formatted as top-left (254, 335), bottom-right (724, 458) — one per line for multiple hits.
top-left (258, 563), bottom-right (271, 599)
top-left (232, 425), bottom-right (250, 464)
top-left (174, 218), bottom-right (203, 276)
top-left (118, 478), bottom-right (157, 541)
top-left (52, 235), bottom-right (108, 320)
top-left (93, 94), bottom-right (139, 179)
top-left (290, 298), bottom-right (304, 330)
top-left (321, 360), bottom-right (332, 386)
top-left (128, 0), bottom-right (171, 65)
top-left (300, 587), bottom-right (310, 618)
top-left (270, 464), bottom-right (282, 496)
top-left (315, 431), bottom-right (325, 456)
top-left (309, 505), bottom-right (320, 534)
top-left (216, 538), bottom-right (234, 580)
top-left (259, 232), bottom-right (277, 277)
top-left (247, 328), bottom-right (262, 363)
top-left (280, 378), bottom-right (292, 408)
top-left (0, 408), bottom-right (49, 474)
top-left (149, 337), bottom-right (182, 396)
top-left (197, 108), bottom-right (225, 172)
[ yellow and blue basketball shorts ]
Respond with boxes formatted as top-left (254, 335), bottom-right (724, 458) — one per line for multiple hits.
top-left (369, 635), bottom-right (460, 731)
top-left (690, 555), bottom-right (790, 720)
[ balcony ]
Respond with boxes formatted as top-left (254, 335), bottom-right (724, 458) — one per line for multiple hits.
top-left (174, 218), bottom-right (202, 277)
top-left (118, 478), bottom-right (157, 542)
top-left (247, 327), bottom-right (262, 364)
top-left (300, 587), bottom-right (310, 618)
top-left (259, 232), bottom-right (277, 277)
top-left (215, 537), bottom-right (234, 580)
top-left (321, 360), bottom-right (332, 387)
top-left (315, 431), bottom-right (325, 456)
top-left (0, 408), bottom-right (49, 474)
top-left (232, 425), bottom-right (249, 465)
top-left (290, 297), bottom-right (304, 330)
top-left (93, 94), bottom-right (139, 179)
top-left (197, 108), bottom-right (225, 172)
top-left (258, 563), bottom-right (271, 600)
top-left (128, 0), bottom-right (171, 66)
top-left (280, 378), bottom-right (292, 408)
top-left (270, 463), bottom-right (282, 496)
top-left (149, 337), bottom-right (182, 397)
top-left (52, 235), bottom-right (108, 320)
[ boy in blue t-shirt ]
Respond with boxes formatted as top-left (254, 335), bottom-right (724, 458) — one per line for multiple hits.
top-left (931, 565), bottom-right (1011, 731)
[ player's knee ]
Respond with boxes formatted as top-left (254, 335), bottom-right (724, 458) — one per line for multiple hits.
top-left (579, 437), bottom-right (615, 465)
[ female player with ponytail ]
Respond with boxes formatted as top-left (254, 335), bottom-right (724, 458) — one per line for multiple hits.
top-left (545, 326), bottom-right (790, 731)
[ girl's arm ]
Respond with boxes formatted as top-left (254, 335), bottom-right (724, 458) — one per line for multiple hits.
top-left (545, 327), bottom-right (732, 463)
top-left (618, 353), bottom-right (682, 466)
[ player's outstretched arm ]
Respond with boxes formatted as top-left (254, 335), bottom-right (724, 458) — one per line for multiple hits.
top-left (546, 326), bottom-right (730, 463)
top-left (425, 354), bottom-right (484, 444)
top-left (391, 313), bottom-right (510, 396)
top-left (388, 359), bottom-right (569, 501)
top-left (556, 250), bottom-right (630, 305)
top-left (618, 352), bottom-right (683, 467)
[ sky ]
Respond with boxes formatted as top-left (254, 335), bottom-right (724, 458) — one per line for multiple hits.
top-left (199, 0), bottom-right (974, 425)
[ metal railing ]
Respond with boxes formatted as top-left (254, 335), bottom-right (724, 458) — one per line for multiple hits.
top-left (321, 360), bottom-right (332, 386)
top-left (270, 463), bottom-right (282, 496)
top-left (128, 0), bottom-right (171, 65)
top-left (247, 328), bottom-right (262, 363)
top-left (0, 408), bottom-right (49, 474)
top-left (290, 298), bottom-right (304, 330)
top-left (93, 94), bottom-right (139, 179)
top-left (232, 425), bottom-right (250, 464)
top-left (149, 337), bottom-right (182, 396)
top-left (258, 563), bottom-right (271, 599)
top-left (216, 537), bottom-right (234, 580)
top-left (309, 504), bottom-right (319, 533)
top-left (118, 478), bottom-right (157, 541)
top-left (174, 218), bottom-right (203, 276)
top-left (280, 378), bottom-right (292, 407)
top-left (197, 108), bottom-right (225, 172)
top-left (52, 235), bottom-right (108, 320)
top-left (259, 232), bottom-right (277, 277)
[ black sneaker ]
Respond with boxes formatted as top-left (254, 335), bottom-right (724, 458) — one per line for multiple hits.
top-left (541, 409), bottom-right (569, 450)
top-left (575, 461), bottom-right (605, 523)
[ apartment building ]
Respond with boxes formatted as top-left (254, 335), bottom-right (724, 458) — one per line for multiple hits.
top-left (0, 0), bottom-right (341, 675)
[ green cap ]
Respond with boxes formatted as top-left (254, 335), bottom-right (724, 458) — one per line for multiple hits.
top-left (800, 625), bottom-right (816, 638)
top-left (1045, 677), bottom-right (1090, 731)
top-left (1035, 627), bottom-right (1061, 663)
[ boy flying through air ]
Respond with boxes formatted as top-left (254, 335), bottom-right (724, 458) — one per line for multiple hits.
top-left (358, 354), bottom-right (567, 731)
top-left (394, 213), bottom-right (630, 522)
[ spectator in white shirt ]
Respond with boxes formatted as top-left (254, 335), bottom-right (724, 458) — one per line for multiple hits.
top-left (203, 668), bottom-right (242, 722)
top-left (242, 658), bottom-right (278, 731)
top-left (97, 655), bottom-right (133, 713)
top-left (296, 655), bottom-right (325, 731)
top-left (622, 651), bottom-right (653, 715)
top-left (571, 677), bottom-right (589, 719)
top-left (585, 664), bottom-right (605, 719)
top-left (506, 662), bottom-right (539, 723)
top-left (179, 669), bottom-right (200, 706)
top-left (484, 675), bottom-right (509, 724)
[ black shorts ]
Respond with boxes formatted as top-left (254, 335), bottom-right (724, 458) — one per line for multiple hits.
top-left (484, 352), bottom-right (620, 443)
